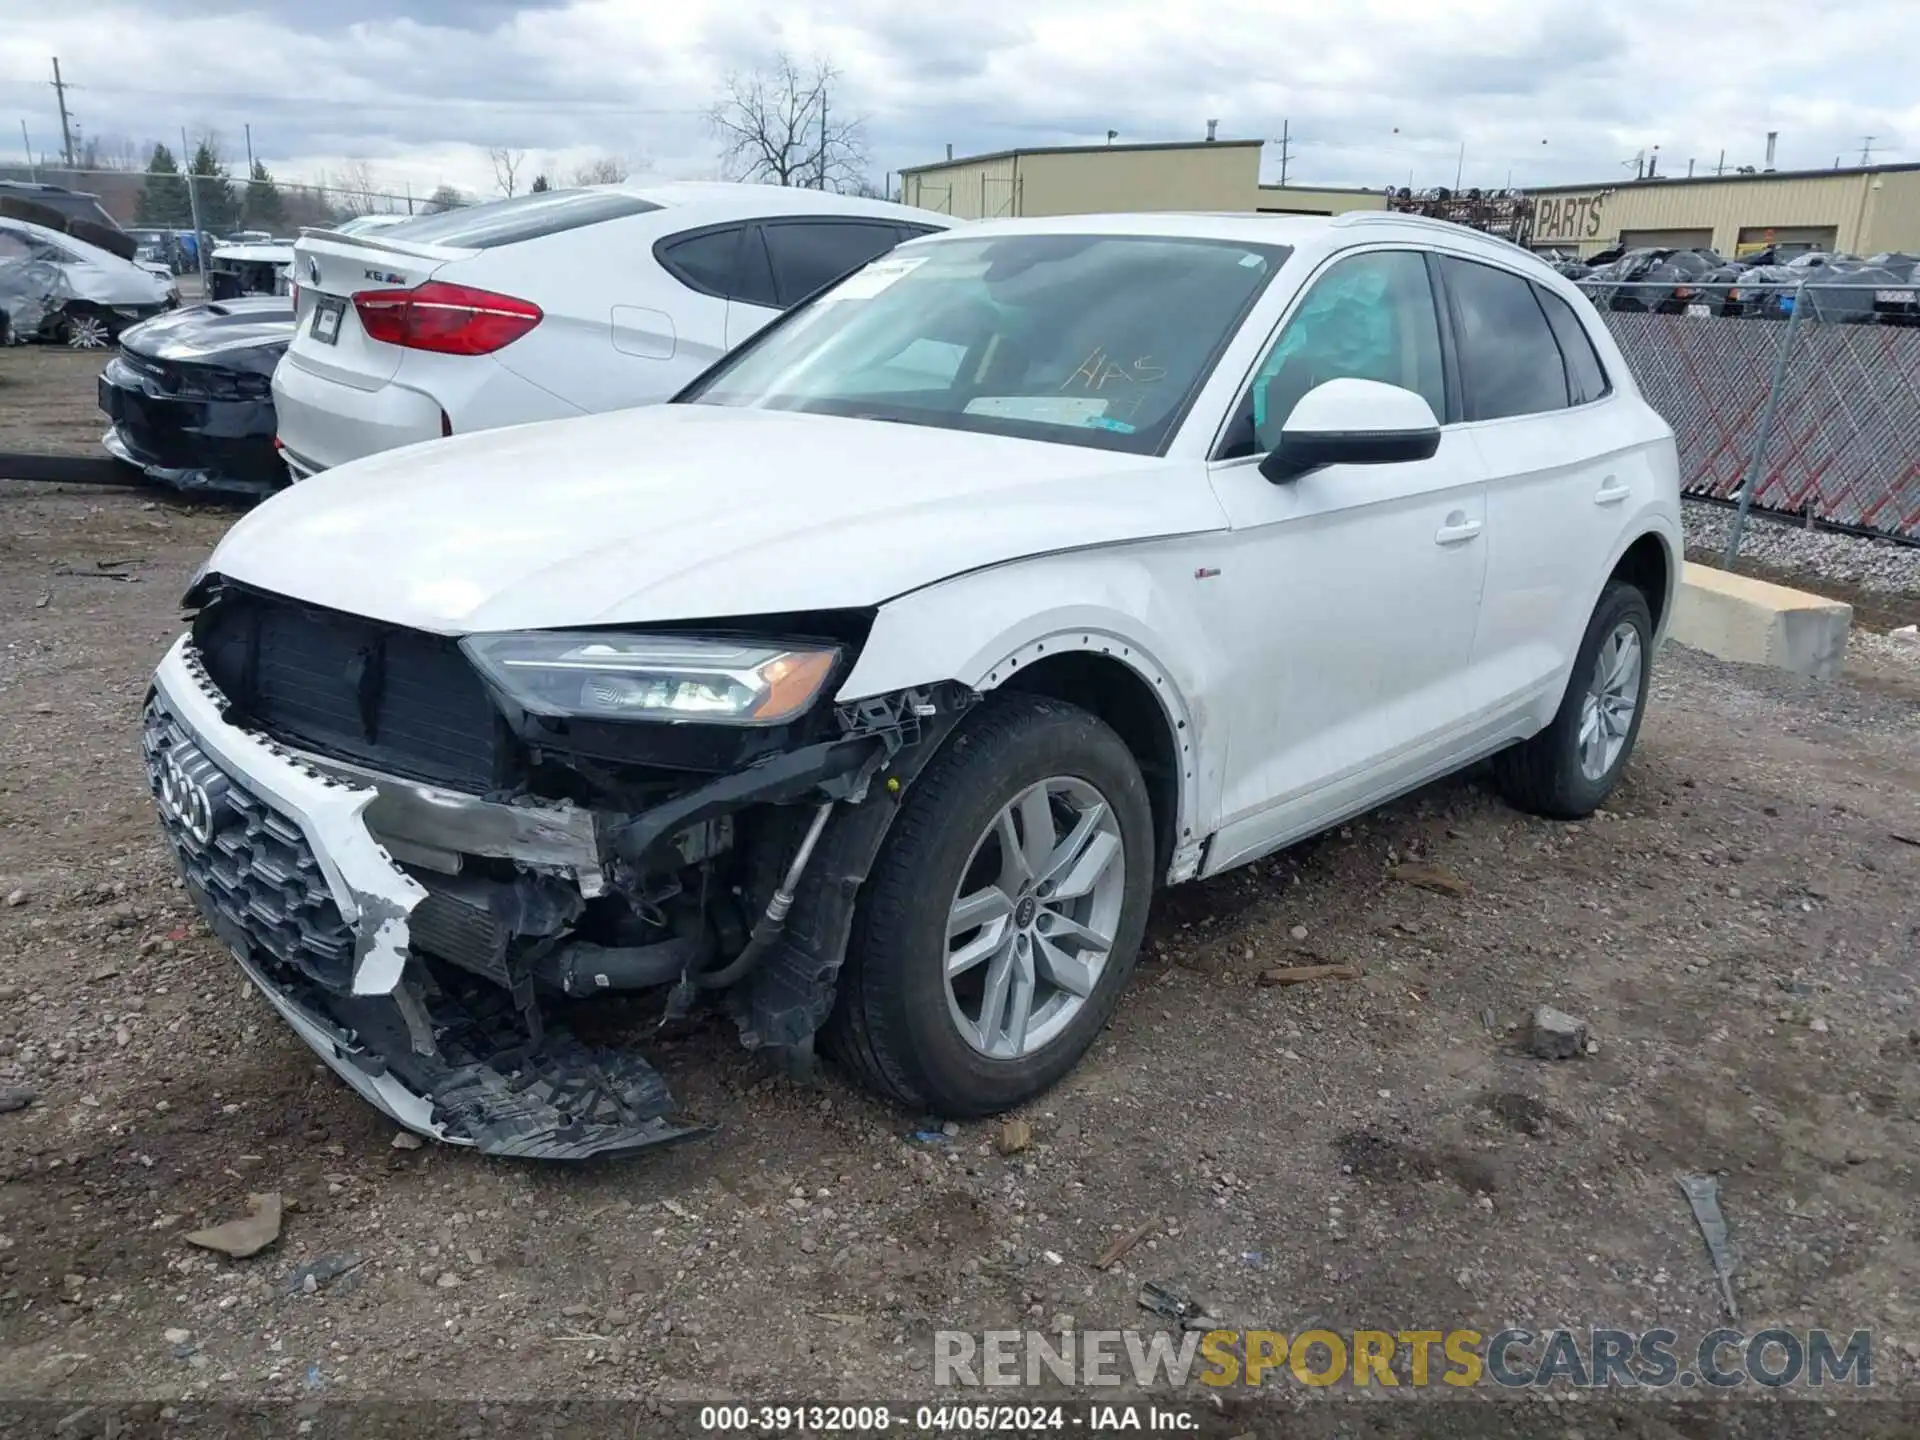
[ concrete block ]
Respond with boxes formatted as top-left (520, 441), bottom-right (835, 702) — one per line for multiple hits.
top-left (1669, 563), bottom-right (1852, 680)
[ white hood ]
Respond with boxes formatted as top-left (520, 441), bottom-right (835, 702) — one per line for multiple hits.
top-left (207, 405), bottom-right (1227, 634)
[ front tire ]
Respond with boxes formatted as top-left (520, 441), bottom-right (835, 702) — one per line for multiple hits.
top-left (826, 694), bottom-right (1154, 1116)
top-left (1492, 580), bottom-right (1654, 819)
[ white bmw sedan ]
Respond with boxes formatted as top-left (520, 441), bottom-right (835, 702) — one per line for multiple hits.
top-left (270, 182), bottom-right (952, 479)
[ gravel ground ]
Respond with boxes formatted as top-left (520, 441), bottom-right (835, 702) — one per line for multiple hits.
top-left (2, 347), bottom-right (1919, 1434)
top-left (0, 479), bottom-right (1916, 1434)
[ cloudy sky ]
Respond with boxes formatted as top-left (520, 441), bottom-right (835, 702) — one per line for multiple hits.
top-left (2, 0), bottom-right (1915, 205)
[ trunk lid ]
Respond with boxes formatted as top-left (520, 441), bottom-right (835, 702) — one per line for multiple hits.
top-left (286, 229), bottom-right (474, 389)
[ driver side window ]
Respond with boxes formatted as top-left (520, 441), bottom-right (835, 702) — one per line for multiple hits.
top-left (1219, 250), bottom-right (1446, 459)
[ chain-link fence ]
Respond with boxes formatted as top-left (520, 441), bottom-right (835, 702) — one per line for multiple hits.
top-left (1578, 281), bottom-right (1920, 550)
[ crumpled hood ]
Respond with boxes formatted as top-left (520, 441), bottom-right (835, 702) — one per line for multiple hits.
top-left (207, 405), bottom-right (1226, 634)
top-left (122, 297), bottom-right (293, 368)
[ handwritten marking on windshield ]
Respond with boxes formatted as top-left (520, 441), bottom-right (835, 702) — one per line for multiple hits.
top-left (1061, 347), bottom-right (1167, 390)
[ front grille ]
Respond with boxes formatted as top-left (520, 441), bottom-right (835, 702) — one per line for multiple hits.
top-left (118, 345), bottom-right (170, 387)
top-left (118, 345), bottom-right (270, 401)
top-left (195, 588), bottom-right (501, 792)
top-left (143, 701), bottom-right (357, 992)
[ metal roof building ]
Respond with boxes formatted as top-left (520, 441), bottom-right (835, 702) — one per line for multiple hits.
top-left (1526, 163), bottom-right (1920, 257)
top-left (897, 139), bottom-right (1387, 221)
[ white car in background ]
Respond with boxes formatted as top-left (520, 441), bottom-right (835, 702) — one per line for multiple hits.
top-left (271, 182), bottom-right (952, 478)
top-left (206, 215), bottom-right (411, 300)
top-left (0, 217), bottom-right (176, 347)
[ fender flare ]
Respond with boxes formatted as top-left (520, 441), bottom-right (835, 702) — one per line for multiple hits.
top-left (971, 624), bottom-right (1207, 885)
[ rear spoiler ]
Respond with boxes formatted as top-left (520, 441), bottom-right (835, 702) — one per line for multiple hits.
top-left (296, 226), bottom-right (472, 261)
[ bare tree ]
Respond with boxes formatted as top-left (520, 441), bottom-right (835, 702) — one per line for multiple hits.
top-left (708, 53), bottom-right (868, 189)
top-left (329, 159), bottom-right (380, 215)
top-left (572, 154), bottom-right (631, 186)
top-left (488, 147), bottom-right (525, 197)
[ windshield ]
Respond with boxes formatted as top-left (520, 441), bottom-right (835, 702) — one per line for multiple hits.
top-left (679, 232), bottom-right (1291, 454)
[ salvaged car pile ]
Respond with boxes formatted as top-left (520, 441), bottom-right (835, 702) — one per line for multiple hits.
top-left (139, 210), bottom-right (1681, 1159)
top-left (1558, 244), bottom-right (1920, 323)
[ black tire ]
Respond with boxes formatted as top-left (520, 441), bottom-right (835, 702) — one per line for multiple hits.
top-left (1492, 580), bottom-right (1654, 820)
top-left (825, 693), bottom-right (1155, 1116)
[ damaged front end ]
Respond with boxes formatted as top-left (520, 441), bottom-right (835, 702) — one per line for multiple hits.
top-left (142, 579), bottom-right (971, 1159)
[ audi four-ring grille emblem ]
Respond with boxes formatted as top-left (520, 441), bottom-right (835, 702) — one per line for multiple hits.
top-left (155, 746), bottom-right (223, 845)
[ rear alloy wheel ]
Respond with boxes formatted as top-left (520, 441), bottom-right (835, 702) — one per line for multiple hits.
top-left (826, 694), bottom-right (1154, 1115)
top-left (63, 309), bottom-right (112, 350)
top-left (1492, 580), bottom-right (1654, 819)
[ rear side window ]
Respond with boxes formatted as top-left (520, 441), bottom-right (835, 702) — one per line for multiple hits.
top-left (657, 226), bottom-right (741, 297)
top-left (655, 224), bottom-right (778, 307)
top-left (762, 221), bottom-right (907, 306)
top-left (375, 189), bottom-right (660, 249)
top-left (1534, 286), bottom-right (1611, 406)
top-left (1441, 257), bottom-right (1568, 421)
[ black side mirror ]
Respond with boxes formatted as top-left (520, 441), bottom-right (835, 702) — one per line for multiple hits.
top-left (1257, 378), bottom-right (1443, 485)
top-left (1260, 425), bottom-right (1442, 484)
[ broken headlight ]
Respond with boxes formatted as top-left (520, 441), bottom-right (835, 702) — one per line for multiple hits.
top-left (461, 632), bottom-right (838, 725)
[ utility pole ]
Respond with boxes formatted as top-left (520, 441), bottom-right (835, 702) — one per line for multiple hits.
top-left (1858, 135), bottom-right (1877, 166)
top-left (1275, 118), bottom-right (1291, 186)
top-left (1454, 140), bottom-right (1464, 191)
top-left (20, 121), bottom-right (35, 179)
top-left (245, 122), bottom-right (254, 173)
top-left (818, 86), bottom-right (827, 190)
top-left (50, 57), bottom-right (75, 167)
top-left (183, 124), bottom-right (208, 288)
top-left (1714, 148), bottom-right (1725, 176)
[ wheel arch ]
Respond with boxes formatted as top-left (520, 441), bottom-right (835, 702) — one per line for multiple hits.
top-left (840, 573), bottom-right (1220, 888)
top-left (1608, 527), bottom-right (1676, 641)
top-left (986, 643), bottom-right (1192, 888)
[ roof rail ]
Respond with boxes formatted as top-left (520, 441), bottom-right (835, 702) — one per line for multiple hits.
top-left (1330, 210), bottom-right (1467, 232)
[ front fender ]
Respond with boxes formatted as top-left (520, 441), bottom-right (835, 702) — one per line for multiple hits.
top-left (837, 541), bottom-right (1235, 880)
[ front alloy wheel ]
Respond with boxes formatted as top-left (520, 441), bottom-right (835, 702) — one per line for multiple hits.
top-left (826, 694), bottom-right (1155, 1116)
top-left (945, 776), bottom-right (1126, 1060)
top-left (64, 311), bottom-right (111, 350)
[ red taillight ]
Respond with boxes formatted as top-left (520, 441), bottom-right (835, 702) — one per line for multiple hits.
top-left (352, 281), bottom-right (542, 356)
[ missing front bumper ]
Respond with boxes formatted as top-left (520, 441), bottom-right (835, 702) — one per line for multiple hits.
top-left (224, 936), bottom-right (701, 1160)
top-left (147, 637), bottom-right (700, 1160)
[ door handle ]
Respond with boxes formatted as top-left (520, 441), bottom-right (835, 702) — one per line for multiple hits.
top-left (1594, 477), bottom-right (1632, 505)
top-left (1434, 516), bottom-right (1483, 545)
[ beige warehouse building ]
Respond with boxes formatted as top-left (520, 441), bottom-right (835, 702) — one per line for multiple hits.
top-left (1527, 163), bottom-right (1920, 258)
top-left (897, 139), bottom-right (1387, 221)
top-left (898, 141), bottom-right (1920, 260)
